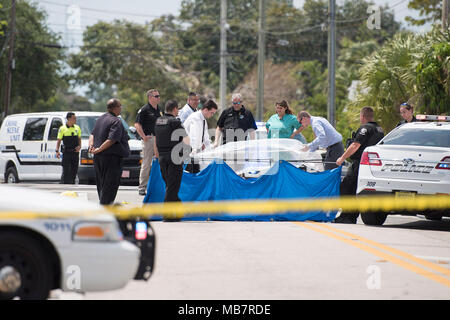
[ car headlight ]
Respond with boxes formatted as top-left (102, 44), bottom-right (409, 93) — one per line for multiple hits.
top-left (72, 221), bottom-right (123, 242)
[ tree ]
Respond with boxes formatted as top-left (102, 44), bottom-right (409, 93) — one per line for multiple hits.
top-left (406, 0), bottom-right (443, 26)
top-left (0, 0), bottom-right (65, 114)
top-left (351, 27), bottom-right (450, 133)
top-left (68, 20), bottom-right (189, 122)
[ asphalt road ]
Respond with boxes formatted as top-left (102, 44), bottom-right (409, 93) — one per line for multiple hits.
top-left (18, 183), bottom-right (450, 300)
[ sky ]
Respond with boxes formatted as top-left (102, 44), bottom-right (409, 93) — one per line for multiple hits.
top-left (31, 0), bottom-right (431, 49)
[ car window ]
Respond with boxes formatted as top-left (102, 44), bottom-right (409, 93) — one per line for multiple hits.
top-left (77, 115), bottom-right (137, 140)
top-left (382, 128), bottom-right (450, 148)
top-left (77, 116), bottom-right (99, 139)
top-left (23, 117), bottom-right (48, 141)
top-left (48, 117), bottom-right (63, 141)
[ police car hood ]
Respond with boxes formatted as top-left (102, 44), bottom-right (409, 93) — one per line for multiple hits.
top-left (0, 185), bottom-right (113, 220)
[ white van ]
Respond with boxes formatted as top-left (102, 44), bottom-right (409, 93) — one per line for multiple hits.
top-left (0, 112), bottom-right (142, 184)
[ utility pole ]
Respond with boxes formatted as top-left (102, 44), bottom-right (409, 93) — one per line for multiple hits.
top-left (443, 0), bottom-right (449, 30)
top-left (219, 0), bottom-right (227, 113)
top-left (327, 0), bottom-right (336, 127)
top-left (3, 0), bottom-right (16, 118)
top-left (257, 0), bottom-right (266, 122)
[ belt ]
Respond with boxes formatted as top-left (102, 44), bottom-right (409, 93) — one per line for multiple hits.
top-left (326, 141), bottom-right (341, 150)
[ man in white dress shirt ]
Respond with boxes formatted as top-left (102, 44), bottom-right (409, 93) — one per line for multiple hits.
top-left (183, 99), bottom-right (218, 173)
top-left (297, 111), bottom-right (344, 171)
top-left (178, 92), bottom-right (200, 123)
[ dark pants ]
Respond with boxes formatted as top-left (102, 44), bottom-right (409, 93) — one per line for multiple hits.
top-left (324, 141), bottom-right (345, 171)
top-left (185, 160), bottom-right (200, 174)
top-left (61, 152), bottom-right (79, 184)
top-left (94, 154), bottom-right (123, 205)
top-left (159, 154), bottom-right (183, 202)
top-left (339, 160), bottom-right (360, 221)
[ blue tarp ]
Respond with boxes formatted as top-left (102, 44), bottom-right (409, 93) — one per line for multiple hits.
top-left (143, 158), bottom-right (341, 221)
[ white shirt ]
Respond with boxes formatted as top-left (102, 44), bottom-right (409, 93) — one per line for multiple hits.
top-left (307, 116), bottom-right (343, 152)
top-left (183, 110), bottom-right (211, 154)
top-left (178, 103), bottom-right (196, 123)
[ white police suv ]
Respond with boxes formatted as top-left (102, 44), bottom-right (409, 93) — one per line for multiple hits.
top-left (357, 115), bottom-right (450, 225)
top-left (0, 185), bottom-right (155, 300)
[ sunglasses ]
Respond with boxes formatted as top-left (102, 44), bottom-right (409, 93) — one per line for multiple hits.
top-left (152, 95), bottom-right (160, 98)
top-left (232, 101), bottom-right (241, 105)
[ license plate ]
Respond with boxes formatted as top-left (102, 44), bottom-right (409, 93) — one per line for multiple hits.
top-left (395, 191), bottom-right (416, 198)
top-left (121, 170), bottom-right (130, 178)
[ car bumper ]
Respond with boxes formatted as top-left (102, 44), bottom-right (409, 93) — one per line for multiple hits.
top-left (78, 165), bottom-right (141, 184)
top-left (59, 240), bottom-right (140, 292)
top-left (357, 176), bottom-right (450, 195)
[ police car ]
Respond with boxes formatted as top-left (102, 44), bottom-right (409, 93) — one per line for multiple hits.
top-left (0, 112), bottom-right (142, 185)
top-left (357, 115), bottom-right (450, 225)
top-left (0, 185), bottom-right (155, 300)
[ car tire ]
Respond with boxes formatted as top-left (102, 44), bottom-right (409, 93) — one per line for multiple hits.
top-left (361, 211), bottom-right (387, 226)
top-left (5, 167), bottom-right (19, 184)
top-left (425, 214), bottom-right (442, 221)
top-left (0, 231), bottom-right (53, 300)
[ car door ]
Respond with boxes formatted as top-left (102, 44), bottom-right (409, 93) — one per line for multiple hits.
top-left (44, 116), bottom-right (64, 180)
top-left (16, 116), bottom-right (48, 180)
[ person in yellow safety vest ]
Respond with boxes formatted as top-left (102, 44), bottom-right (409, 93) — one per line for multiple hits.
top-left (56, 112), bottom-right (82, 184)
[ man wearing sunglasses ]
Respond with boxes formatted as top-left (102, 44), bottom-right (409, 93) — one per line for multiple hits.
top-left (135, 89), bottom-right (162, 196)
top-left (214, 93), bottom-right (257, 147)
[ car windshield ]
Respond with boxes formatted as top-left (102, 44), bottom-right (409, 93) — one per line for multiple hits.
top-left (381, 128), bottom-right (450, 148)
top-left (77, 116), bottom-right (137, 140)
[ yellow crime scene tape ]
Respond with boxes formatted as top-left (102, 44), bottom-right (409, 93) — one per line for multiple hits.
top-left (0, 194), bottom-right (449, 220)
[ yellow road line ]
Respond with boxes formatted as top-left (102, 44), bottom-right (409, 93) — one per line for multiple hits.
top-left (316, 222), bottom-right (450, 278)
top-left (294, 222), bottom-right (450, 288)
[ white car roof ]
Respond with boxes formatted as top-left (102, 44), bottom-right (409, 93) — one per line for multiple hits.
top-left (395, 121), bottom-right (450, 130)
top-left (5, 111), bottom-right (105, 118)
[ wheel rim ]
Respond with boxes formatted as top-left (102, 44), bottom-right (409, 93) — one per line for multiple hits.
top-left (0, 250), bottom-right (39, 299)
top-left (7, 172), bottom-right (16, 183)
top-left (0, 266), bottom-right (21, 293)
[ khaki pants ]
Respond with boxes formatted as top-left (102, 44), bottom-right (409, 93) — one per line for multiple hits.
top-left (139, 136), bottom-right (155, 192)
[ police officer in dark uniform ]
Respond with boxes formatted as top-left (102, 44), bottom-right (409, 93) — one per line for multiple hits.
top-left (89, 98), bottom-right (130, 205)
top-left (214, 93), bottom-right (257, 146)
top-left (396, 102), bottom-right (417, 127)
top-left (335, 106), bottom-right (384, 224)
top-left (154, 100), bottom-right (189, 204)
top-left (56, 112), bottom-right (81, 184)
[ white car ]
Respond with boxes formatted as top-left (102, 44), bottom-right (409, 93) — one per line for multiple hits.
top-left (357, 115), bottom-right (450, 225)
top-left (0, 185), bottom-right (155, 300)
top-left (194, 138), bottom-right (324, 177)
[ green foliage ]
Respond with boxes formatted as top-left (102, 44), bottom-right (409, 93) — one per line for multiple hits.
top-left (406, 0), bottom-right (443, 26)
top-left (68, 20), bottom-right (189, 122)
top-left (351, 27), bottom-right (450, 133)
top-left (0, 0), bottom-right (65, 114)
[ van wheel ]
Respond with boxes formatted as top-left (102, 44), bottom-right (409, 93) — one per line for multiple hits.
top-left (361, 211), bottom-right (387, 226)
top-left (5, 167), bottom-right (19, 184)
top-left (0, 232), bottom-right (53, 300)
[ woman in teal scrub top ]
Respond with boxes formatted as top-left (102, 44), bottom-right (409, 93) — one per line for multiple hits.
top-left (266, 100), bottom-right (303, 138)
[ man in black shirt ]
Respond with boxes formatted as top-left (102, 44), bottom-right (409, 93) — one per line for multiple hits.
top-left (135, 89), bottom-right (162, 196)
top-left (335, 106), bottom-right (384, 224)
top-left (155, 100), bottom-right (190, 205)
top-left (214, 93), bottom-right (257, 146)
top-left (89, 98), bottom-right (130, 205)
